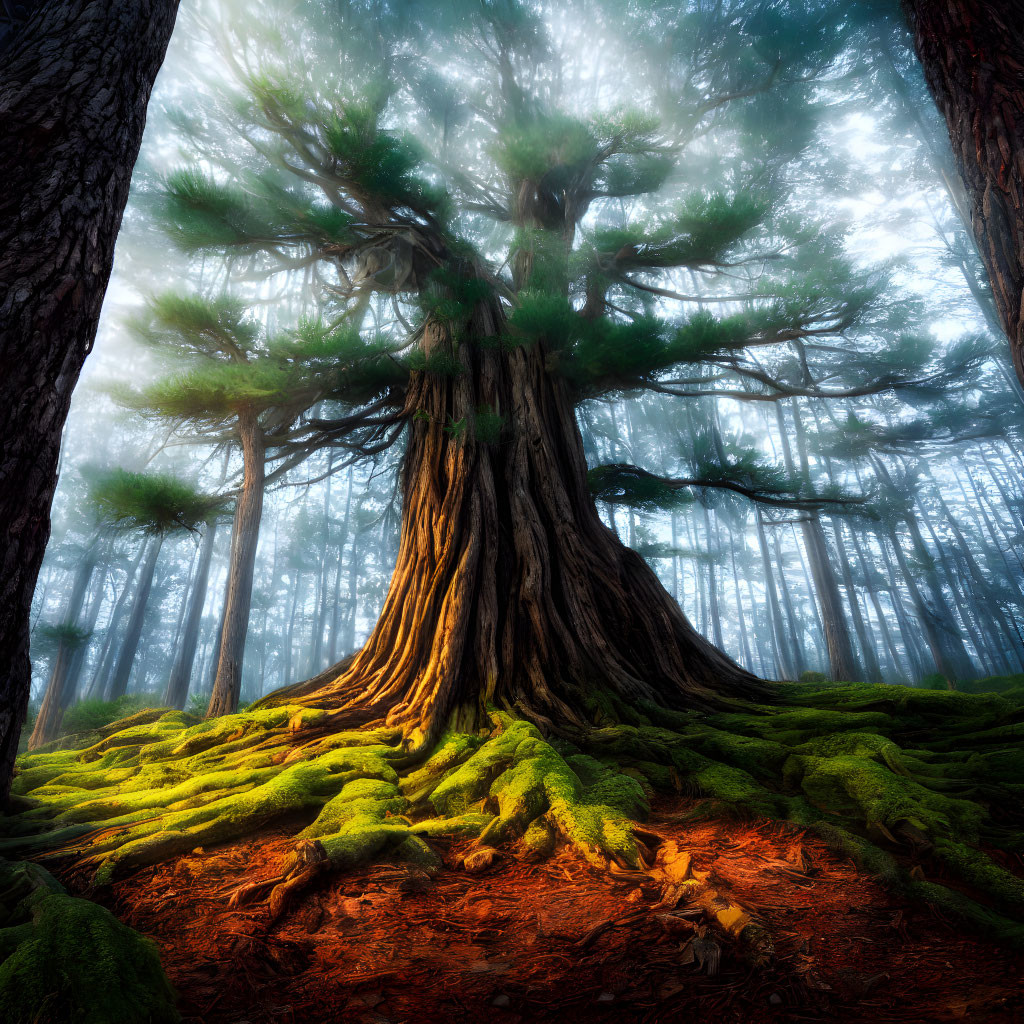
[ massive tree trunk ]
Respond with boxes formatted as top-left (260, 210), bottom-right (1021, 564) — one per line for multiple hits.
top-left (265, 300), bottom-right (763, 746)
top-left (207, 412), bottom-right (266, 717)
top-left (106, 535), bottom-right (164, 701)
top-left (164, 522), bottom-right (217, 709)
top-left (0, 0), bottom-right (180, 800)
top-left (903, 0), bottom-right (1024, 382)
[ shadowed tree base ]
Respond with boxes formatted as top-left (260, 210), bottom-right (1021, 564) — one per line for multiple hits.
top-left (4, 679), bottom-right (1024, 957)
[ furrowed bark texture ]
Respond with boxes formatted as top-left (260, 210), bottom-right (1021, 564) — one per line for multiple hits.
top-left (0, 0), bottom-right (180, 800)
top-left (271, 301), bottom-right (763, 745)
top-left (903, 0), bottom-right (1024, 382)
top-left (207, 414), bottom-right (266, 717)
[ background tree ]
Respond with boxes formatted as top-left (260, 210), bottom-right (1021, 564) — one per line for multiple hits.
top-left (89, 469), bottom-right (217, 702)
top-left (118, 292), bottom-right (403, 714)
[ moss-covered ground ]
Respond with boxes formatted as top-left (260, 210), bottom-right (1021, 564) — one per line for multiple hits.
top-left (3, 678), bottom-right (1024, 952)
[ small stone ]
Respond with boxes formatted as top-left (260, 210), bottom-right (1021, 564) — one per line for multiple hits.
top-left (191, 847), bottom-right (205, 855)
top-left (596, 991), bottom-right (615, 1003)
top-left (768, 993), bottom-right (783, 1005)
top-left (491, 994), bottom-right (511, 1007)
top-left (462, 846), bottom-right (500, 873)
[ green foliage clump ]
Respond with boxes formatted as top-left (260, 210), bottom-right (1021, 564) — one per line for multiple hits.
top-left (798, 670), bottom-right (828, 684)
top-left (88, 469), bottom-right (217, 536)
top-left (588, 464), bottom-right (690, 512)
top-left (473, 405), bottom-right (505, 444)
top-left (59, 696), bottom-right (155, 740)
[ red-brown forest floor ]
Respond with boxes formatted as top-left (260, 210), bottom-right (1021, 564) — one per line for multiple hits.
top-left (62, 799), bottom-right (1024, 1024)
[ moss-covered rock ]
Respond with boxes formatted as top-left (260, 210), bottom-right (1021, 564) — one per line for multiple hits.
top-left (0, 859), bottom-right (178, 1024)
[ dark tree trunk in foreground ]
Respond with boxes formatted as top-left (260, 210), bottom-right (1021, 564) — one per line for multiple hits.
top-left (106, 536), bottom-right (163, 701)
top-left (0, 0), bottom-right (180, 800)
top-left (903, 0), bottom-right (1024, 382)
top-left (207, 414), bottom-right (266, 717)
top-left (267, 302), bottom-right (762, 746)
top-left (164, 522), bottom-right (218, 709)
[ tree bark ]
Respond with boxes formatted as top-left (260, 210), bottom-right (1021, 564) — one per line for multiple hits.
top-left (801, 514), bottom-right (860, 681)
top-left (830, 518), bottom-right (883, 683)
top-left (0, 0), bottom-right (180, 800)
top-left (106, 534), bottom-right (163, 701)
top-left (263, 299), bottom-right (763, 745)
top-left (164, 522), bottom-right (218, 709)
top-left (903, 0), bottom-right (1024, 382)
top-left (27, 543), bottom-right (99, 749)
top-left (207, 412), bottom-right (266, 717)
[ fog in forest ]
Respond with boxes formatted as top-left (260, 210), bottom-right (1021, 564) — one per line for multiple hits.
top-left (25, 0), bottom-right (1024, 746)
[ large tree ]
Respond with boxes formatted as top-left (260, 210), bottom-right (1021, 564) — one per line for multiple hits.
top-left (0, 0), bottom-right (180, 800)
top-left (141, 0), bottom-right (936, 738)
top-left (901, 0), bottom-right (1024, 383)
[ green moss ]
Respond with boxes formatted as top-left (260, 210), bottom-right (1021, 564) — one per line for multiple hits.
top-left (0, 860), bottom-right (178, 1024)
top-left (4, 685), bottom-right (1024, 946)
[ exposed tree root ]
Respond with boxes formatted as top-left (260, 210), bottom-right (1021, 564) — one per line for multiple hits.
top-left (3, 681), bottom-right (1024, 958)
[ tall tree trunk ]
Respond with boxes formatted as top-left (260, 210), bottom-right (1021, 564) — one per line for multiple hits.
top-left (0, 0), bottom-right (180, 801)
top-left (903, 0), bottom-right (1024, 382)
top-left (262, 302), bottom-right (761, 743)
top-left (164, 522), bottom-right (218, 709)
top-left (754, 508), bottom-right (795, 680)
top-left (27, 642), bottom-right (76, 751)
top-left (802, 514), bottom-right (860, 681)
top-left (830, 518), bottom-right (882, 682)
top-left (328, 467), bottom-right (354, 663)
top-left (27, 544), bottom-right (99, 749)
top-left (62, 567), bottom-right (109, 708)
top-left (207, 412), bottom-right (266, 717)
top-left (770, 528), bottom-right (808, 676)
top-left (86, 544), bottom-right (145, 699)
top-left (849, 528), bottom-right (906, 680)
top-left (106, 534), bottom-right (163, 701)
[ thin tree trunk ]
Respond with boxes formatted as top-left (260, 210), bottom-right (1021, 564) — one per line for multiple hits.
top-left (754, 508), bottom-right (794, 680)
top-left (802, 514), bottom-right (860, 680)
top-left (831, 518), bottom-right (882, 682)
top-left (27, 545), bottom-right (99, 749)
top-left (730, 539), bottom-right (754, 672)
top-left (63, 567), bottom-right (109, 708)
top-left (903, 0), bottom-right (1024, 383)
top-left (0, 0), bottom-right (180, 800)
top-left (106, 534), bottom-right (163, 702)
top-left (207, 412), bottom-right (266, 717)
top-left (850, 529), bottom-right (907, 680)
top-left (164, 522), bottom-right (218, 709)
top-left (328, 468), bottom-right (354, 663)
top-left (771, 528), bottom-right (808, 676)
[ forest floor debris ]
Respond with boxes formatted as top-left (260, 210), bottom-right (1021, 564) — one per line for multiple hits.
top-left (65, 797), bottom-right (1024, 1024)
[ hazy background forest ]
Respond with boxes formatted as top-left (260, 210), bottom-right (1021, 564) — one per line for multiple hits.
top-left (24, 0), bottom-right (1024, 745)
